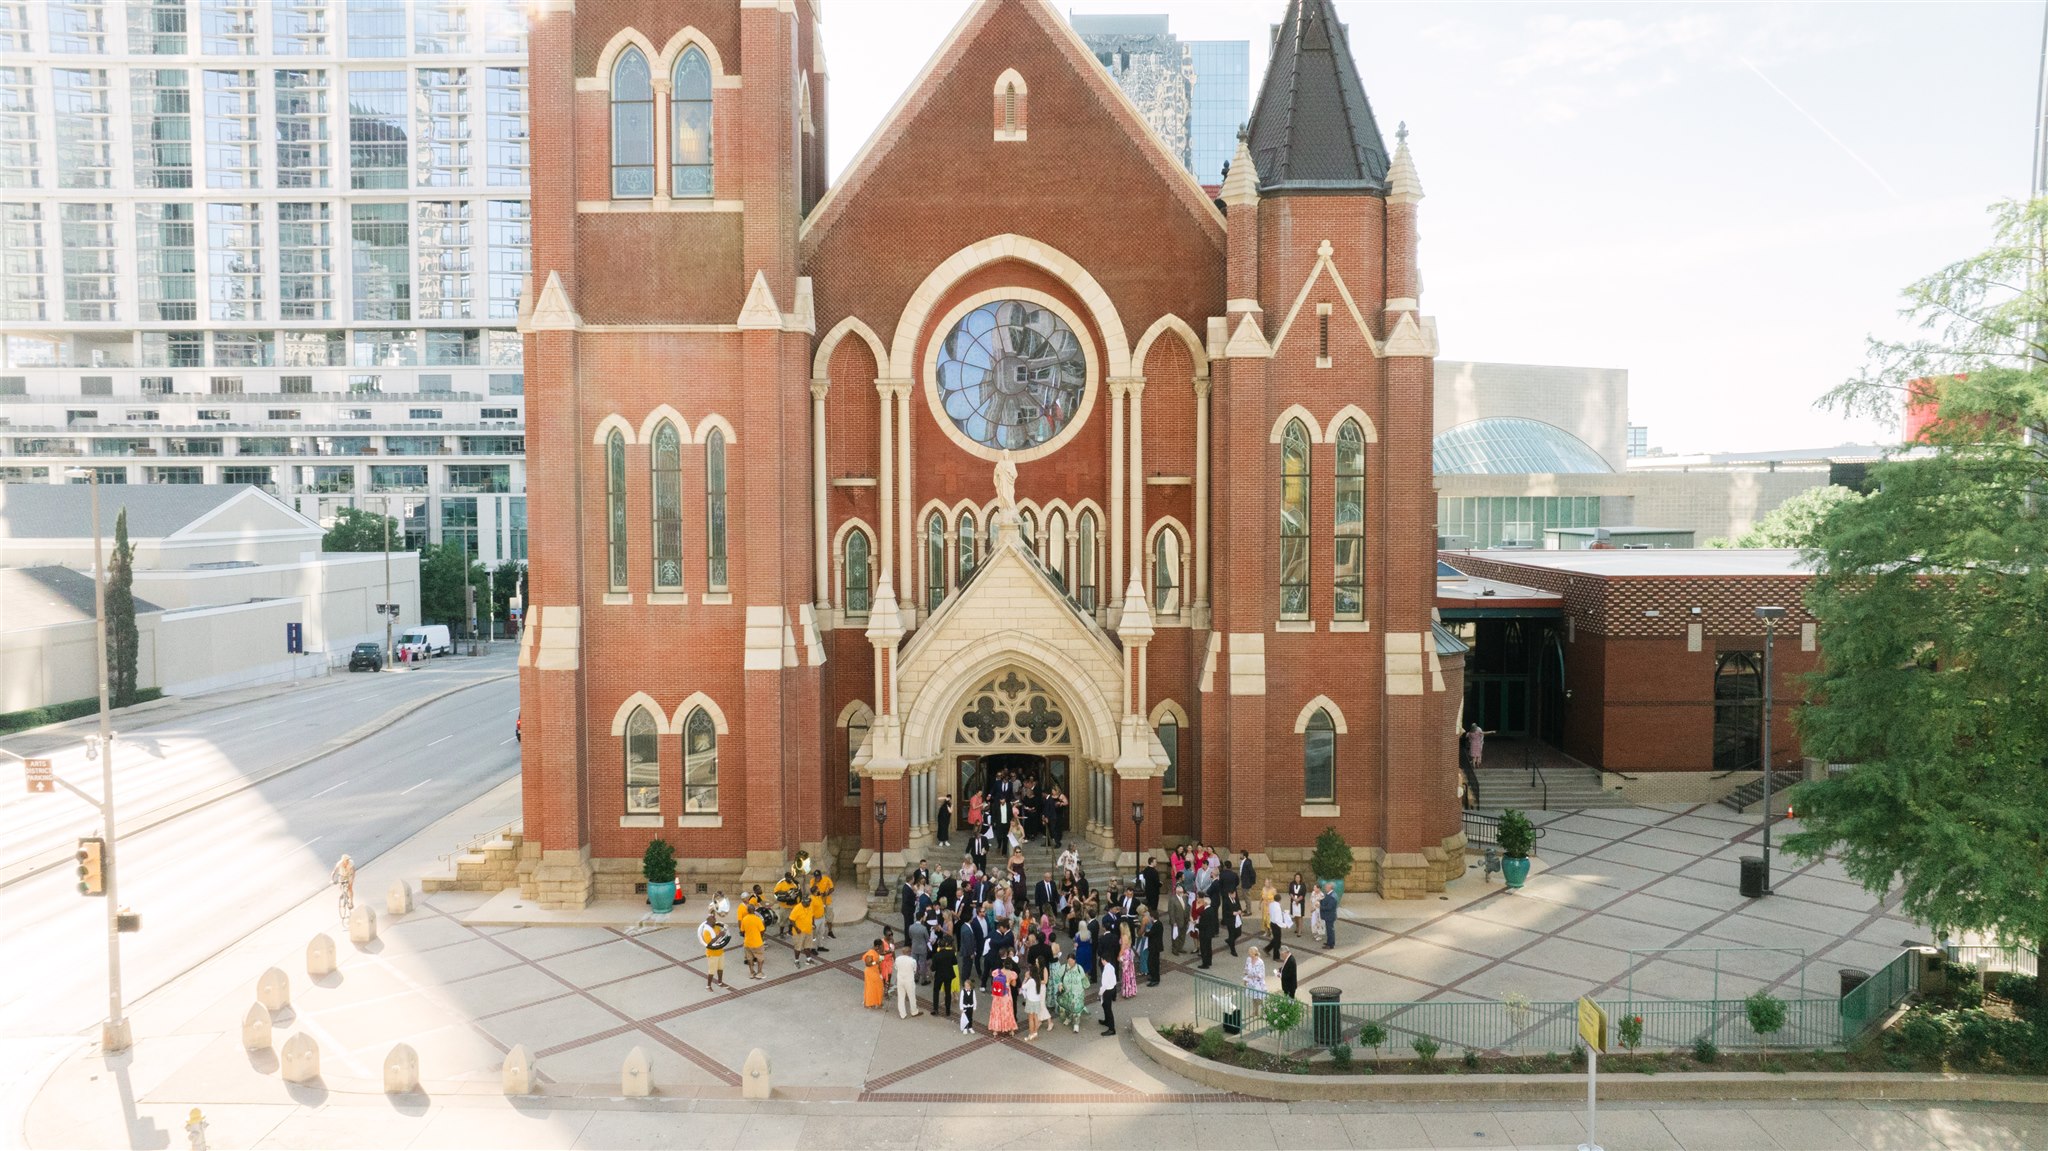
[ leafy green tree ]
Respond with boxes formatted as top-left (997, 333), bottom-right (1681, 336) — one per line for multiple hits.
top-left (418, 540), bottom-right (486, 630)
top-left (1785, 200), bottom-right (2048, 1014)
top-left (105, 508), bottom-right (139, 708)
top-left (490, 561), bottom-right (522, 637)
top-left (1705, 485), bottom-right (1865, 548)
top-left (322, 505), bottom-right (400, 553)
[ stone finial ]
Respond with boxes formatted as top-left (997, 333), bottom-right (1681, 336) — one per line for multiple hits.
top-left (865, 568), bottom-right (904, 646)
top-left (621, 1045), bottom-right (652, 1097)
top-left (1387, 129), bottom-right (1424, 206)
top-left (383, 1043), bottom-right (419, 1094)
top-left (502, 1045), bottom-right (535, 1095)
top-left (1220, 137), bottom-right (1260, 207)
top-left (280, 1032), bottom-right (320, 1084)
top-left (256, 967), bottom-right (290, 1012)
top-left (1224, 314), bottom-right (1273, 360)
top-left (1116, 576), bottom-right (1154, 643)
top-left (306, 934), bottom-right (336, 977)
top-left (524, 270), bottom-right (581, 333)
top-left (386, 879), bottom-right (414, 916)
top-left (241, 1003), bottom-right (272, 1051)
top-left (742, 1048), bottom-right (772, 1099)
top-left (736, 270), bottom-right (783, 330)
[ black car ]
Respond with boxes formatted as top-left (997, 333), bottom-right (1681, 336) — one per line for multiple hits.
top-left (349, 642), bottom-right (384, 672)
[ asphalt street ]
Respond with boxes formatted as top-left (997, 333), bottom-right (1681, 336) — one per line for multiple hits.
top-left (0, 651), bottom-right (520, 1040)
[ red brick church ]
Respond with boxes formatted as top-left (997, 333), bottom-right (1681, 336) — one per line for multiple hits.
top-left (515, 0), bottom-right (1467, 906)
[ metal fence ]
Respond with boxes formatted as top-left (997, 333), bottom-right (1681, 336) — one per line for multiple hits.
top-left (1189, 948), bottom-right (1921, 1057)
top-left (1945, 943), bottom-right (2039, 979)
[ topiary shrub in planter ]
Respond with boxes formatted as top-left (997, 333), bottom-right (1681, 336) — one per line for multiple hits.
top-left (1496, 809), bottom-right (1535, 889)
top-left (1412, 1035), bottom-right (1441, 1065)
top-left (1311, 826), bottom-right (1354, 898)
top-left (642, 838), bottom-right (679, 913)
top-left (1329, 1042), bottom-right (1352, 1067)
top-left (1357, 1020), bottom-right (1386, 1059)
top-left (1691, 1035), bottom-right (1719, 1064)
top-left (1745, 990), bottom-right (1786, 1042)
top-left (1262, 993), bottom-right (1305, 1037)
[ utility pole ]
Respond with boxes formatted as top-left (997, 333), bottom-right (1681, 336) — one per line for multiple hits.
top-left (1754, 605), bottom-right (1785, 895)
top-left (68, 468), bottom-right (130, 1052)
top-left (485, 566), bottom-right (495, 648)
top-left (383, 496), bottom-right (394, 669)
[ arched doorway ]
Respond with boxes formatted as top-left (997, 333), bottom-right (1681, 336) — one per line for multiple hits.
top-left (947, 668), bottom-right (1077, 826)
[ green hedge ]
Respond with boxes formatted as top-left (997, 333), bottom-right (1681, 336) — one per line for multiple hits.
top-left (0, 689), bottom-right (164, 736)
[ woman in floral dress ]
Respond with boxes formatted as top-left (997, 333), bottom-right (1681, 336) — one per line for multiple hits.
top-left (987, 964), bottom-right (1017, 1038)
top-left (1051, 954), bottom-right (1088, 1033)
top-left (1118, 927), bottom-right (1139, 1000)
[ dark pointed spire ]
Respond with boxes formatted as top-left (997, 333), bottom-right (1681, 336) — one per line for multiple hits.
top-left (1245, 0), bottom-right (1391, 194)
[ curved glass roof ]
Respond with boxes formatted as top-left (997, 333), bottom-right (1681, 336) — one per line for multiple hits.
top-left (1433, 418), bottom-right (1612, 475)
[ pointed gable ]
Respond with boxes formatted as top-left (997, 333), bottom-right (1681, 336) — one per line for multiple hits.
top-left (1246, 0), bottom-right (1391, 194)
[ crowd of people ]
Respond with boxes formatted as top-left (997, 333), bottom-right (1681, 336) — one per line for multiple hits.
top-left (685, 805), bottom-right (1349, 1042)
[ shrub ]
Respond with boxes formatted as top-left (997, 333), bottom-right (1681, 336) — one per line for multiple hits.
top-left (1993, 973), bottom-right (2038, 1016)
top-left (1311, 826), bottom-right (1355, 882)
top-left (1496, 809), bottom-right (1535, 858)
top-left (1357, 1020), bottom-right (1386, 1056)
top-left (1231, 1040), bottom-right (1249, 1060)
top-left (1691, 1035), bottom-right (1719, 1064)
top-left (641, 838), bottom-right (678, 885)
top-left (1890, 1010), bottom-right (1953, 1066)
top-left (1616, 1014), bottom-right (1644, 1050)
top-left (1329, 1042), bottom-right (1352, 1067)
top-left (1461, 1047), bottom-right (1480, 1070)
top-left (0, 688), bottom-right (164, 736)
top-left (1951, 1011), bottom-right (2002, 1067)
top-left (1196, 1026), bottom-right (1227, 1060)
top-left (1744, 991), bottom-right (1786, 1039)
top-left (1262, 994), bottom-right (1305, 1035)
top-left (1569, 1045), bottom-right (1587, 1068)
top-left (1412, 1035), bottom-right (1441, 1064)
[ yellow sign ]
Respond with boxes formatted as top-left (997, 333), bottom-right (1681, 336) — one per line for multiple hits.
top-left (1577, 997), bottom-right (1607, 1054)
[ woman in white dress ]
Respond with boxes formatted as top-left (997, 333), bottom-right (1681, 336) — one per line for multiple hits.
top-left (1021, 962), bottom-right (1051, 1040)
top-left (1243, 947), bottom-right (1268, 1002)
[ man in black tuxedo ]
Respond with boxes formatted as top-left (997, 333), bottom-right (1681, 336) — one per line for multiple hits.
top-left (1195, 895), bottom-right (1218, 969)
top-left (1237, 849), bottom-right (1257, 893)
top-left (1140, 858), bottom-right (1161, 914)
top-left (1278, 945), bottom-right (1299, 999)
top-left (1034, 872), bottom-right (1058, 914)
top-left (1144, 910), bottom-right (1165, 986)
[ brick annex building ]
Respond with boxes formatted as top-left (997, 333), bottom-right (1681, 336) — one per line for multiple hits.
top-left (515, 0), bottom-right (1468, 907)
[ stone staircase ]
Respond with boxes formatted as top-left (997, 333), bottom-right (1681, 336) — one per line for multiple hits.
top-left (1719, 771), bottom-right (1802, 813)
top-left (1469, 766), bottom-right (1630, 812)
top-left (420, 825), bottom-right (532, 895)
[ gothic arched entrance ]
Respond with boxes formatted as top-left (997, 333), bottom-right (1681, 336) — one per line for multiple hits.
top-left (948, 668), bottom-right (1077, 834)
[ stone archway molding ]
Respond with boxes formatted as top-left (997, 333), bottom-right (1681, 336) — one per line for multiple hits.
top-left (887, 234), bottom-right (1131, 380)
top-left (900, 635), bottom-right (1120, 767)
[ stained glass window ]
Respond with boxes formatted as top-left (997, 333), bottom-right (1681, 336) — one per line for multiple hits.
top-left (605, 430), bottom-right (626, 591)
top-left (651, 421), bottom-right (681, 591)
top-left (624, 706), bottom-right (659, 815)
top-left (705, 428), bottom-right (728, 591)
top-left (843, 528), bottom-right (871, 616)
top-left (1280, 420), bottom-right (1310, 618)
top-left (610, 47), bottom-right (652, 198)
top-left (935, 299), bottom-right (1086, 452)
top-left (1335, 419), bottom-right (1365, 619)
top-left (684, 708), bottom-right (718, 813)
top-left (671, 46), bottom-right (712, 197)
top-left (1304, 708), bottom-right (1335, 802)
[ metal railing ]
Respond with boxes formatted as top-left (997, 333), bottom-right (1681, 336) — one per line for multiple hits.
top-left (436, 818), bottom-right (522, 868)
top-left (1945, 943), bottom-right (2039, 978)
top-left (1459, 811), bottom-right (1544, 852)
top-left (1840, 947), bottom-right (1921, 1039)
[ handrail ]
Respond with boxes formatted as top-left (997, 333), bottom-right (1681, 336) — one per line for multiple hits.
top-left (437, 818), bottom-right (521, 867)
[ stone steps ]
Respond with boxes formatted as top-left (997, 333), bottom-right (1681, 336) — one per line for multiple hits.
top-left (1719, 771), bottom-right (1802, 812)
top-left (1470, 768), bottom-right (1630, 812)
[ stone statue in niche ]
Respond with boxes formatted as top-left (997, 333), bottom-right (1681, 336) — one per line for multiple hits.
top-left (992, 449), bottom-right (1019, 538)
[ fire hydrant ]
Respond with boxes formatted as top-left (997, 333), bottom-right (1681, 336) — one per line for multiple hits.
top-left (186, 1108), bottom-right (209, 1151)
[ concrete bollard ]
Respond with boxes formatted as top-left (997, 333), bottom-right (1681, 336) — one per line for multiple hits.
top-left (306, 933), bottom-right (336, 977)
top-left (280, 1032), bottom-right (319, 1084)
top-left (742, 1047), bottom-right (772, 1099)
top-left (240, 1003), bottom-right (272, 1051)
top-left (386, 879), bottom-right (414, 916)
top-left (501, 1045), bottom-right (534, 1095)
top-left (256, 967), bottom-right (290, 1013)
top-left (620, 1045), bottom-right (651, 1097)
top-left (383, 1043), bottom-right (419, 1094)
top-left (348, 903), bottom-right (378, 944)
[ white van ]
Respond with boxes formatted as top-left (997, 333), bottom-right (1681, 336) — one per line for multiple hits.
top-left (396, 624), bottom-right (453, 659)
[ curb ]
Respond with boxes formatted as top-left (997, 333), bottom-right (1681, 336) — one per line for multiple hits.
top-left (1129, 1018), bottom-right (2048, 1104)
top-left (0, 672), bottom-right (515, 891)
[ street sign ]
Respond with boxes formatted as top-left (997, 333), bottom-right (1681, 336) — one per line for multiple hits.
top-left (1576, 997), bottom-right (1607, 1054)
top-left (25, 758), bottom-right (52, 794)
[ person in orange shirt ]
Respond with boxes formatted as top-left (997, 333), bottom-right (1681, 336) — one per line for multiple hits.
top-left (807, 887), bottom-right (830, 954)
top-left (738, 901), bottom-right (767, 980)
top-left (788, 893), bottom-right (816, 969)
top-left (815, 871), bottom-right (837, 940)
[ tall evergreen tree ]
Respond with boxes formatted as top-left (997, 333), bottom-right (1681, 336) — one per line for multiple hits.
top-left (1786, 200), bottom-right (2048, 1012)
top-left (106, 507), bottom-right (139, 708)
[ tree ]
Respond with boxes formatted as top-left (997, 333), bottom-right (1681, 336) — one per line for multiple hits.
top-left (490, 560), bottom-right (522, 636)
top-left (419, 540), bottom-right (486, 628)
top-left (1705, 485), bottom-right (1865, 548)
top-left (323, 505), bottom-right (400, 553)
top-left (105, 508), bottom-right (139, 708)
top-left (1784, 199), bottom-right (2048, 1015)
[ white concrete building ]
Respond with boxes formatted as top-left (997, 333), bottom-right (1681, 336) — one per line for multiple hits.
top-left (0, 0), bottom-right (530, 567)
top-left (0, 482), bottom-right (419, 711)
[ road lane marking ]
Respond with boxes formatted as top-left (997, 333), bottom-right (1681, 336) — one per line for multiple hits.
top-left (426, 734), bottom-right (454, 747)
top-left (307, 779), bottom-right (349, 800)
top-left (245, 718), bottom-right (289, 732)
top-left (400, 778), bottom-right (433, 795)
top-left (499, 737), bottom-right (515, 745)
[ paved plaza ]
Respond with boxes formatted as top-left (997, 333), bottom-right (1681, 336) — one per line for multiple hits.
top-left (19, 793), bottom-right (2042, 1149)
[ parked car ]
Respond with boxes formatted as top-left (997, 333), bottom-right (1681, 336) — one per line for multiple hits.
top-left (348, 642), bottom-right (383, 672)
top-left (395, 624), bottom-right (453, 660)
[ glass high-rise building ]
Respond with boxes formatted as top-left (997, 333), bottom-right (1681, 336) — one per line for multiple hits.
top-left (0, 0), bottom-right (531, 568)
top-left (1073, 14), bottom-right (1248, 187)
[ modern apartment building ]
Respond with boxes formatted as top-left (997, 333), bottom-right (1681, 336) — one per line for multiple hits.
top-left (1071, 13), bottom-right (1249, 187)
top-left (0, 0), bottom-right (531, 567)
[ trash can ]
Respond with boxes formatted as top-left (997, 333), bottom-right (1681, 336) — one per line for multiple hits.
top-left (1223, 1005), bottom-right (1243, 1035)
top-left (1839, 968), bottom-right (1870, 997)
top-left (1738, 855), bottom-right (1767, 898)
top-left (1311, 986), bottom-right (1343, 1047)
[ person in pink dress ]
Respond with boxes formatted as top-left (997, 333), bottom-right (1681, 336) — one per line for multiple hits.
top-left (987, 964), bottom-right (1017, 1038)
top-left (1118, 928), bottom-right (1139, 1000)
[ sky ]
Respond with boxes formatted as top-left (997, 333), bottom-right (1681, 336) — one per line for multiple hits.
top-left (820, 1), bottom-right (2040, 455)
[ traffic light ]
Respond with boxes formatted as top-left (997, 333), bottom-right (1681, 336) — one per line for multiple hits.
top-left (76, 836), bottom-right (105, 896)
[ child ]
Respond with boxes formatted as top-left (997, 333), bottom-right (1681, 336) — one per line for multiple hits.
top-left (958, 977), bottom-right (978, 1034)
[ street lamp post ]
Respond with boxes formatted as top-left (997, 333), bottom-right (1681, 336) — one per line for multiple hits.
top-left (65, 467), bottom-right (130, 1052)
top-left (1130, 799), bottom-right (1146, 863)
top-left (1754, 605), bottom-right (1786, 895)
top-left (872, 799), bottom-right (890, 897)
top-left (383, 495), bottom-right (395, 670)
